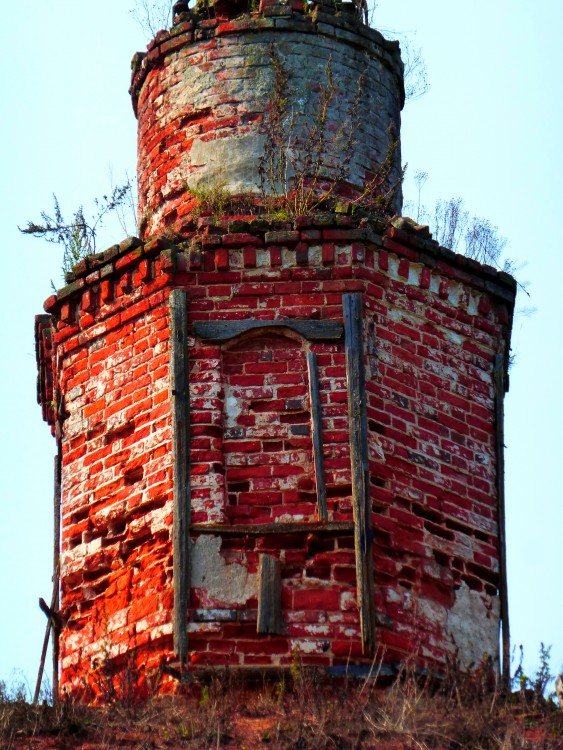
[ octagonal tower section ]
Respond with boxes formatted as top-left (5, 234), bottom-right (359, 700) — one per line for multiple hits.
top-left (36, 216), bottom-right (516, 697)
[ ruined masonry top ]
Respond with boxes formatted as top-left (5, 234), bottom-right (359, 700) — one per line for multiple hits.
top-left (130, 0), bottom-right (405, 238)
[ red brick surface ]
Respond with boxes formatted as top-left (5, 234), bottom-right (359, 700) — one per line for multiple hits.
top-left (36, 216), bottom-right (515, 697)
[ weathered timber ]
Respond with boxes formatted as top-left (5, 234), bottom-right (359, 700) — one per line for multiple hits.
top-left (307, 352), bottom-right (328, 521)
top-left (53, 449), bottom-right (61, 700)
top-left (257, 554), bottom-right (283, 635)
top-left (33, 587), bottom-right (59, 705)
top-left (191, 521), bottom-right (354, 536)
top-left (170, 289), bottom-right (191, 666)
top-left (343, 292), bottom-right (376, 654)
top-left (34, 449), bottom-right (62, 706)
top-left (494, 353), bottom-right (510, 691)
top-left (193, 319), bottom-right (343, 342)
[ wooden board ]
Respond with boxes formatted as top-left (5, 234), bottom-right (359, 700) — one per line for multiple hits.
top-left (191, 521), bottom-right (354, 536)
top-left (170, 289), bottom-right (191, 666)
top-left (494, 353), bottom-right (510, 691)
top-left (193, 319), bottom-right (343, 342)
top-left (307, 352), bottom-right (328, 521)
top-left (257, 555), bottom-right (282, 634)
top-left (343, 292), bottom-right (376, 655)
top-left (53, 449), bottom-right (61, 699)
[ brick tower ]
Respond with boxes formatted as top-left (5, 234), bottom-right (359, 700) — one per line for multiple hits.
top-left (35, 0), bottom-right (516, 699)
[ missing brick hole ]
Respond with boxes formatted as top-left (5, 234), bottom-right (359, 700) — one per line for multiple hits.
top-left (474, 529), bottom-right (491, 543)
top-left (108, 518), bottom-right (127, 537)
top-left (124, 466), bottom-right (144, 484)
top-left (83, 566), bottom-right (112, 584)
top-left (68, 533), bottom-right (83, 550)
top-left (368, 419), bottom-right (385, 435)
top-left (460, 574), bottom-right (483, 592)
top-left (370, 475), bottom-right (386, 488)
top-left (412, 502), bottom-right (442, 524)
top-left (70, 507), bottom-right (89, 524)
top-left (433, 550), bottom-right (450, 567)
top-left (86, 424), bottom-right (105, 441)
top-left (129, 495), bottom-right (167, 520)
top-left (104, 422), bottom-right (135, 444)
top-left (326, 484), bottom-right (352, 498)
top-left (424, 521), bottom-right (455, 542)
top-left (82, 577), bottom-right (111, 600)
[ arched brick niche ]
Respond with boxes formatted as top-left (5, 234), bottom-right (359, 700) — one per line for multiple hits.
top-left (222, 331), bottom-right (314, 525)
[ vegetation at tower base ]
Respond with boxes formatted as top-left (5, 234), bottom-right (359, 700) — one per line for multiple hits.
top-left (3, 656), bottom-right (563, 748)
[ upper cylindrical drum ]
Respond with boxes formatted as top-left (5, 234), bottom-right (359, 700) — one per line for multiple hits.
top-left (131, 4), bottom-right (405, 238)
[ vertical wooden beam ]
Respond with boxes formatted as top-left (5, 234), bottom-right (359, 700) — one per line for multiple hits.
top-left (257, 554), bottom-right (282, 635)
top-left (307, 352), bottom-right (328, 521)
top-left (494, 353), bottom-right (510, 691)
top-left (343, 293), bottom-right (376, 654)
top-left (52, 448), bottom-right (61, 700)
top-left (170, 289), bottom-right (191, 666)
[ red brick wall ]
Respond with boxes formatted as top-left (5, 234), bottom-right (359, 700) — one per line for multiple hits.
top-left (37, 219), bottom-right (515, 695)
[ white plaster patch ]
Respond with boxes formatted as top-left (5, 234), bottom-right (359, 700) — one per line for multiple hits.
top-left (290, 639), bottom-right (325, 655)
top-left (224, 386), bottom-right (242, 428)
top-left (191, 535), bottom-right (257, 606)
top-left (445, 582), bottom-right (500, 669)
top-left (188, 134), bottom-right (266, 193)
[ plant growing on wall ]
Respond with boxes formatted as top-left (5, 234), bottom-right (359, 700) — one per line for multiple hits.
top-left (257, 44), bottom-right (404, 219)
top-left (19, 182), bottom-right (135, 277)
top-left (130, 0), bottom-right (174, 37)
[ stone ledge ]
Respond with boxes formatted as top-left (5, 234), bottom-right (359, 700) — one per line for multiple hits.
top-left (43, 213), bottom-right (517, 316)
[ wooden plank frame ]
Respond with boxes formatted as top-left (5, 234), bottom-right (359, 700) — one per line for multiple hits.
top-left (170, 289), bottom-right (191, 666)
top-left (193, 319), bottom-right (343, 342)
top-left (191, 521), bottom-right (354, 536)
top-left (494, 353), bottom-right (510, 691)
top-left (343, 292), bottom-right (376, 654)
top-left (257, 554), bottom-right (283, 634)
top-left (307, 352), bottom-right (328, 521)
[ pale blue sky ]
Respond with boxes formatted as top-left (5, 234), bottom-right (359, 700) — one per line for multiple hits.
top-left (1, 0), bottom-right (561, 691)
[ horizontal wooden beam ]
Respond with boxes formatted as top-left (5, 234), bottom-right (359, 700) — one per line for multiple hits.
top-left (193, 319), bottom-right (343, 342)
top-left (191, 522), bottom-right (354, 537)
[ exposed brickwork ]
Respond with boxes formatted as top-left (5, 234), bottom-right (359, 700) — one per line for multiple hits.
top-left (36, 215), bottom-right (516, 696)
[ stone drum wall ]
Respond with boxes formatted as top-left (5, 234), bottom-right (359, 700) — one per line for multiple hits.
top-left (131, 6), bottom-right (404, 238)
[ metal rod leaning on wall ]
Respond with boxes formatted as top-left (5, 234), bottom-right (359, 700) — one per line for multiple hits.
top-left (494, 353), bottom-right (510, 691)
top-left (307, 351), bottom-right (328, 521)
top-left (170, 289), bottom-right (191, 667)
top-left (343, 293), bottom-right (376, 654)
